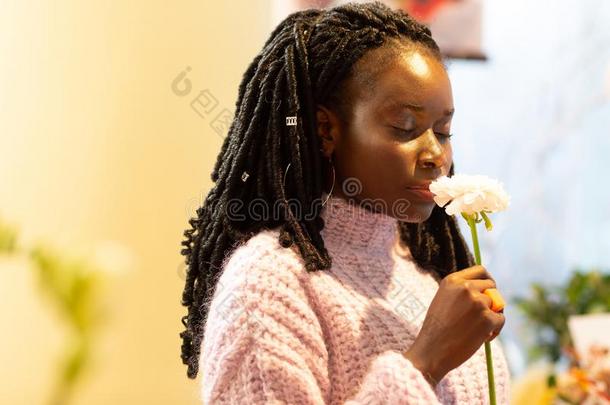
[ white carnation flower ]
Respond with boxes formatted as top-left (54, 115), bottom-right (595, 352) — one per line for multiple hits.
top-left (429, 174), bottom-right (510, 216)
top-left (429, 173), bottom-right (510, 404)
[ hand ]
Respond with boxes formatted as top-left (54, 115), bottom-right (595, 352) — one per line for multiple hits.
top-left (403, 265), bottom-right (505, 385)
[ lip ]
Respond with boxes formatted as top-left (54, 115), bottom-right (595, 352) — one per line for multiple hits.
top-left (407, 182), bottom-right (432, 190)
top-left (406, 185), bottom-right (435, 202)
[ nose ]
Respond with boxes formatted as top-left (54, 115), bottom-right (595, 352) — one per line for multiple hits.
top-left (417, 128), bottom-right (445, 169)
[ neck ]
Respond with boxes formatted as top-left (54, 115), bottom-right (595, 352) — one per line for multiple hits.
top-left (319, 192), bottom-right (399, 255)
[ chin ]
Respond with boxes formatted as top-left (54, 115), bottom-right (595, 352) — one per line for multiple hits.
top-left (389, 195), bottom-right (436, 223)
top-left (395, 208), bottom-right (433, 223)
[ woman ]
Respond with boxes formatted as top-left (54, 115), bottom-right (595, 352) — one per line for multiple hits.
top-left (179, 1), bottom-right (510, 403)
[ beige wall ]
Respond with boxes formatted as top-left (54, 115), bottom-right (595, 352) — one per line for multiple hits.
top-left (0, 1), bottom-right (272, 403)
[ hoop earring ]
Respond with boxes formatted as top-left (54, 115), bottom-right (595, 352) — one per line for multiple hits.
top-left (282, 162), bottom-right (291, 191)
top-left (281, 156), bottom-right (336, 208)
top-left (322, 156), bottom-right (336, 207)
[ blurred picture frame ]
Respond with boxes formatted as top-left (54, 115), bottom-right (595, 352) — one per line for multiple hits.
top-left (272, 0), bottom-right (487, 60)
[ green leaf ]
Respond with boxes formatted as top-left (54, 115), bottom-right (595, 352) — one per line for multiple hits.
top-left (480, 211), bottom-right (493, 231)
top-left (513, 268), bottom-right (610, 366)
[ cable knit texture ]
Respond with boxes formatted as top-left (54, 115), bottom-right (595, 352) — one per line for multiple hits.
top-left (199, 193), bottom-right (511, 404)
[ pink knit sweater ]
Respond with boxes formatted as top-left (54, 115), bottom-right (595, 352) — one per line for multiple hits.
top-left (199, 193), bottom-right (511, 404)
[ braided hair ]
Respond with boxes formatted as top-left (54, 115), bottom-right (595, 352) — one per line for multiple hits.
top-left (179, 1), bottom-right (475, 379)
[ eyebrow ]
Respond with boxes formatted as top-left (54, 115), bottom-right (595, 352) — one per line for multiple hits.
top-left (392, 102), bottom-right (455, 117)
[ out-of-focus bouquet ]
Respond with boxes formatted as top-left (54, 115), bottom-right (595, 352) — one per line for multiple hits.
top-left (513, 345), bottom-right (610, 405)
top-left (512, 271), bottom-right (610, 405)
top-left (543, 342), bottom-right (610, 405)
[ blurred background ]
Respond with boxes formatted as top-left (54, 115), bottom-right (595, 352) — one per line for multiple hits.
top-left (1, 1), bottom-right (609, 404)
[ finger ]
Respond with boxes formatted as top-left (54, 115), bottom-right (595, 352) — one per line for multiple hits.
top-left (463, 279), bottom-right (496, 292)
top-left (483, 288), bottom-right (505, 312)
top-left (476, 292), bottom-right (493, 309)
top-left (491, 318), bottom-right (505, 339)
top-left (487, 311), bottom-right (506, 332)
top-left (458, 265), bottom-right (494, 281)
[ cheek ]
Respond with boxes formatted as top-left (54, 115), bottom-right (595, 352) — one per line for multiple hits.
top-left (389, 141), bottom-right (420, 170)
top-left (443, 144), bottom-right (453, 173)
top-left (339, 127), bottom-right (397, 167)
top-left (385, 144), bottom-right (418, 175)
top-left (337, 134), bottom-right (412, 190)
top-left (367, 143), bottom-right (420, 195)
top-left (359, 138), bottom-right (414, 176)
top-left (357, 139), bottom-right (452, 177)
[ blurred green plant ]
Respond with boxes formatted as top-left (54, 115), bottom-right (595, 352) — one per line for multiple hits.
top-left (0, 217), bottom-right (18, 253)
top-left (1, 218), bottom-right (109, 405)
top-left (513, 269), bottom-right (610, 364)
top-left (30, 245), bottom-right (109, 405)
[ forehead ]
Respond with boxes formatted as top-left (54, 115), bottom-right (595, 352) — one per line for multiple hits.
top-left (361, 48), bottom-right (453, 114)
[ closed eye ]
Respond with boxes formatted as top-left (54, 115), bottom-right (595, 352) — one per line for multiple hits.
top-left (392, 127), bottom-right (454, 141)
top-left (436, 132), bottom-right (453, 140)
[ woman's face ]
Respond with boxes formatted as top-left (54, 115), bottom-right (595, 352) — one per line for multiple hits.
top-left (318, 44), bottom-right (454, 223)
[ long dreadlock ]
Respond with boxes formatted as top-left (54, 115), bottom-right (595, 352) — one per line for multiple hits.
top-left (179, 1), bottom-right (475, 379)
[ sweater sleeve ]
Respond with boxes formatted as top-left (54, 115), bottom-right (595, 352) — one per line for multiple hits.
top-left (199, 234), bottom-right (442, 404)
top-left (344, 350), bottom-right (441, 404)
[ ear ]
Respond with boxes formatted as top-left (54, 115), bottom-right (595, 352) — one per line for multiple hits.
top-left (316, 104), bottom-right (342, 158)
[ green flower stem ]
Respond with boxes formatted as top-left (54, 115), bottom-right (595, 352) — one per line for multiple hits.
top-left (466, 214), bottom-right (496, 405)
top-left (467, 215), bottom-right (482, 265)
